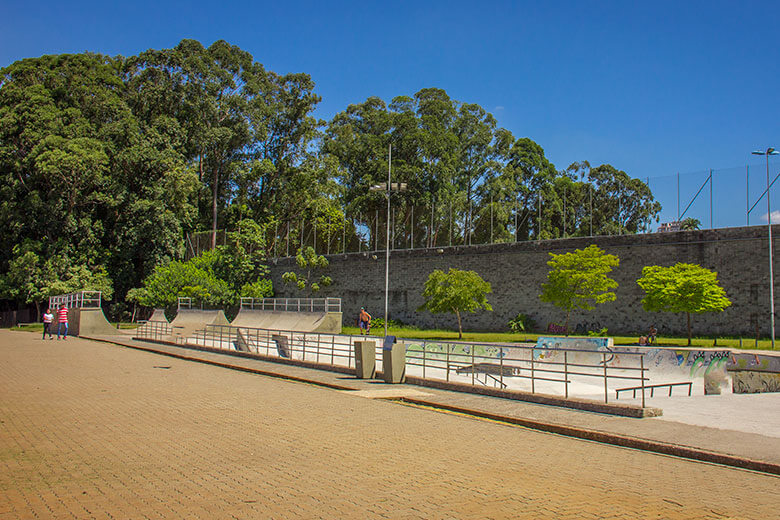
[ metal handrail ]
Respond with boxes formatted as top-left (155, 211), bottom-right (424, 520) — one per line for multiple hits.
top-left (404, 339), bottom-right (649, 406)
top-left (190, 323), bottom-right (367, 371)
top-left (239, 297), bottom-right (342, 313)
top-left (49, 291), bottom-right (102, 309)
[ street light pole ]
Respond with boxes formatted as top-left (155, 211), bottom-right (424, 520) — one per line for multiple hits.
top-left (753, 147), bottom-right (779, 349)
top-left (370, 145), bottom-right (407, 338)
top-left (384, 144), bottom-right (392, 337)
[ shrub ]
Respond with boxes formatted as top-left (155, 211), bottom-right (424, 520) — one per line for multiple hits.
top-left (508, 313), bottom-right (536, 333)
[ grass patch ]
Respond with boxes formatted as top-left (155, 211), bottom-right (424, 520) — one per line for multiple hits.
top-left (341, 326), bottom-right (774, 350)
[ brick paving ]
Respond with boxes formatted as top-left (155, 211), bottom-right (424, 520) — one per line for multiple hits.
top-left (1, 330), bottom-right (778, 519)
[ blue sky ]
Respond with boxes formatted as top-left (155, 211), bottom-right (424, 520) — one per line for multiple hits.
top-left (2, 0), bottom-right (778, 227)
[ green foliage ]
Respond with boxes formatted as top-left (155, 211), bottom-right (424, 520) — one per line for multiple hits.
top-left (418, 268), bottom-right (492, 339)
top-left (508, 313), bottom-right (536, 333)
top-left (129, 252), bottom-right (233, 308)
top-left (282, 247), bottom-right (332, 294)
top-left (368, 317), bottom-right (417, 331)
top-left (637, 262), bottom-right (731, 345)
top-left (587, 327), bottom-right (609, 337)
top-left (679, 217), bottom-right (701, 230)
top-left (240, 279), bottom-right (274, 298)
top-left (539, 245), bottom-right (619, 334)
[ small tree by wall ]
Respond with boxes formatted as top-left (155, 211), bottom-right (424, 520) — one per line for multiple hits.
top-left (539, 244), bottom-right (619, 335)
top-left (418, 268), bottom-right (492, 339)
top-left (282, 247), bottom-right (332, 295)
top-left (637, 262), bottom-right (731, 345)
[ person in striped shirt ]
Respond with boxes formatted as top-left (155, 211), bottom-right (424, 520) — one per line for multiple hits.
top-left (57, 304), bottom-right (69, 339)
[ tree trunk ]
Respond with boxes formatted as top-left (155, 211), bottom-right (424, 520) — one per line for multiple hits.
top-left (687, 312), bottom-right (692, 346)
top-left (34, 301), bottom-right (41, 322)
top-left (565, 311), bottom-right (570, 337)
top-left (456, 309), bottom-right (463, 339)
top-left (211, 168), bottom-right (219, 249)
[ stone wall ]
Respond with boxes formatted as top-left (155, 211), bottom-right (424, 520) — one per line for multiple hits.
top-left (267, 226), bottom-right (779, 337)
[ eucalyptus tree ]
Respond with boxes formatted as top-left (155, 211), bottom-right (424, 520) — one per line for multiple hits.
top-left (498, 137), bottom-right (558, 241)
top-left (584, 164), bottom-right (660, 235)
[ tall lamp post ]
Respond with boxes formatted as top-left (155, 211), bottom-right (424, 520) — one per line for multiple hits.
top-left (752, 147), bottom-right (779, 349)
top-left (370, 144), bottom-right (407, 337)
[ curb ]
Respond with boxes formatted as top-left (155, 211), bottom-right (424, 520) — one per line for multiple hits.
top-left (396, 398), bottom-right (780, 476)
top-left (84, 335), bottom-right (780, 477)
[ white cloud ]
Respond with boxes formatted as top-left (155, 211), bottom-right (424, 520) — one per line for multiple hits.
top-left (494, 106), bottom-right (504, 111)
top-left (760, 210), bottom-right (780, 224)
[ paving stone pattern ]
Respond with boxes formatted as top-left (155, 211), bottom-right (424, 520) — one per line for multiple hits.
top-left (1, 330), bottom-right (777, 519)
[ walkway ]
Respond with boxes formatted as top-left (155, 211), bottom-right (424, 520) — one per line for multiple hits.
top-left (1, 330), bottom-right (778, 519)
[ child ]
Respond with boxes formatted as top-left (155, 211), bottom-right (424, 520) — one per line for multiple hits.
top-left (57, 304), bottom-right (69, 339)
top-left (42, 308), bottom-right (54, 339)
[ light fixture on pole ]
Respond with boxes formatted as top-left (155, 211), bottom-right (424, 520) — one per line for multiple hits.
top-left (752, 147), bottom-right (779, 349)
top-left (370, 144), bottom-right (407, 337)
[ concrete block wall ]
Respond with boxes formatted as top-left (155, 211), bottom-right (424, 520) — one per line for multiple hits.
top-left (267, 226), bottom-right (778, 337)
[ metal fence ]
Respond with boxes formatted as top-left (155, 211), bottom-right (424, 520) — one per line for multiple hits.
top-left (404, 339), bottom-right (649, 406)
top-left (134, 320), bottom-right (173, 340)
top-left (134, 319), bottom-right (651, 406)
top-left (49, 291), bottom-right (102, 309)
top-left (239, 297), bottom-right (342, 313)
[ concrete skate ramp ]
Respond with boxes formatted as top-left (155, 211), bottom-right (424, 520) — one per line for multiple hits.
top-left (169, 309), bottom-right (230, 341)
top-left (147, 308), bottom-right (168, 322)
top-left (230, 309), bottom-right (342, 334)
top-left (68, 308), bottom-right (127, 337)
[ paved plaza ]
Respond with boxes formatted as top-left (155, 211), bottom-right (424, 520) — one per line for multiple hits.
top-left (1, 330), bottom-right (778, 519)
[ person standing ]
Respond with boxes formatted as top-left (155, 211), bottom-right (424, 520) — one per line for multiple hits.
top-left (57, 304), bottom-right (69, 340)
top-left (358, 307), bottom-right (372, 336)
top-left (42, 308), bottom-right (54, 340)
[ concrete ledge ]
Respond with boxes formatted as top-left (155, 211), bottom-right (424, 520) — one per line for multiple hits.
top-left (405, 375), bottom-right (662, 418)
top-left (398, 397), bottom-right (780, 476)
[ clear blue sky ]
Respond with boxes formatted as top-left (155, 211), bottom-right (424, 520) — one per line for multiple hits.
top-left (2, 0), bottom-right (778, 227)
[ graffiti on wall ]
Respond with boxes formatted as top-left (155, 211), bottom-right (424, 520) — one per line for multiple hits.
top-left (732, 371), bottom-right (780, 394)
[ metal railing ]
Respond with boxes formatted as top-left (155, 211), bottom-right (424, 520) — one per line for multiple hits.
top-left (404, 339), bottom-right (649, 407)
top-left (178, 297), bottom-right (192, 310)
top-left (134, 320), bottom-right (173, 340)
top-left (188, 324), bottom-right (377, 371)
top-left (239, 297), bottom-right (342, 313)
top-left (49, 291), bottom-right (102, 309)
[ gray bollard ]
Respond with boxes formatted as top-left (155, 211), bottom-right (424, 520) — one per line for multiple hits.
top-left (382, 336), bottom-right (406, 384)
top-left (354, 340), bottom-right (376, 379)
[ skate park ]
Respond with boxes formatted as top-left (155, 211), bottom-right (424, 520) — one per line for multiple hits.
top-left (49, 289), bottom-right (779, 446)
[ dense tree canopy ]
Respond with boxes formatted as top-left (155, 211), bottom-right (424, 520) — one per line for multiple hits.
top-left (0, 39), bottom-right (662, 314)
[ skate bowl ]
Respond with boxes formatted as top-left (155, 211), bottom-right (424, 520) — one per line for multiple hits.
top-left (230, 309), bottom-right (342, 334)
top-left (527, 338), bottom-right (733, 397)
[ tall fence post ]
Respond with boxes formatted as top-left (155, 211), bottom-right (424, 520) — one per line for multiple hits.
top-left (564, 351), bottom-right (569, 399)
